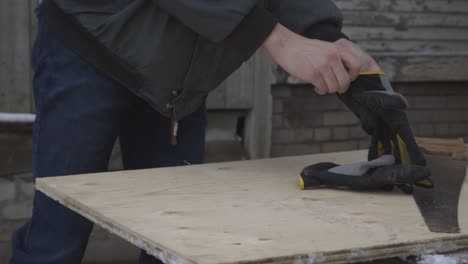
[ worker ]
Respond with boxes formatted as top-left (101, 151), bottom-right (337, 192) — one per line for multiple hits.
top-left (11, 1), bottom-right (384, 263)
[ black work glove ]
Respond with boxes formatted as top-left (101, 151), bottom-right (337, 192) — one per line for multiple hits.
top-left (338, 73), bottom-right (433, 192)
top-left (299, 155), bottom-right (431, 191)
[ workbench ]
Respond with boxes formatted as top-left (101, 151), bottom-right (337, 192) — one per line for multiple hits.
top-left (36, 150), bottom-right (468, 264)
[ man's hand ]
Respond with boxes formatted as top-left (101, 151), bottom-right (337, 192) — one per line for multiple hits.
top-left (334, 38), bottom-right (382, 80)
top-left (262, 24), bottom-right (351, 95)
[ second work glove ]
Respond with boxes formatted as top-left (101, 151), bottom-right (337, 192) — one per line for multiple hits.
top-left (299, 155), bottom-right (431, 191)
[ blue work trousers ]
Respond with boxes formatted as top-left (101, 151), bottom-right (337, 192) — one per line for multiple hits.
top-left (10, 8), bottom-right (206, 264)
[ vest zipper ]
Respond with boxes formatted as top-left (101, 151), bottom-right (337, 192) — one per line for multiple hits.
top-left (170, 104), bottom-right (179, 145)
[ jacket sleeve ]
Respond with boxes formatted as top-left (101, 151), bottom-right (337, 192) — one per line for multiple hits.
top-left (266, 0), bottom-right (348, 42)
top-left (156, 0), bottom-right (278, 57)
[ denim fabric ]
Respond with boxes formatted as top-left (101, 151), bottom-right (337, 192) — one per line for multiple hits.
top-left (10, 8), bottom-right (206, 264)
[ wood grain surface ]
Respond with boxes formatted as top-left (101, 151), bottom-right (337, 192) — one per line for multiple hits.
top-left (36, 151), bottom-right (468, 264)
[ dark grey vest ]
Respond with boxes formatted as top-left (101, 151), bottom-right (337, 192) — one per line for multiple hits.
top-left (40, 0), bottom-right (343, 121)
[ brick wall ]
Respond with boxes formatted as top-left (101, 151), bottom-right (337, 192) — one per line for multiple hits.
top-left (271, 82), bottom-right (468, 157)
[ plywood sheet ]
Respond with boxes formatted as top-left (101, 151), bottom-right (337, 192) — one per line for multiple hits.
top-left (36, 151), bottom-right (468, 264)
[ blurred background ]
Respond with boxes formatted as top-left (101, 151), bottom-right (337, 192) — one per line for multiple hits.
top-left (1, 0), bottom-right (468, 263)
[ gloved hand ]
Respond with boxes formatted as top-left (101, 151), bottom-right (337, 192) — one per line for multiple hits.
top-left (337, 73), bottom-right (433, 192)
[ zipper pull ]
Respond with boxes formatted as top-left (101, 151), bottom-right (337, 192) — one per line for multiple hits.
top-left (170, 105), bottom-right (178, 145)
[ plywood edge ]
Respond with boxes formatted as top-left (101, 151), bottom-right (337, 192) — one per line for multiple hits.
top-left (35, 179), bottom-right (195, 264)
top-left (221, 236), bottom-right (468, 264)
top-left (458, 166), bottom-right (468, 233)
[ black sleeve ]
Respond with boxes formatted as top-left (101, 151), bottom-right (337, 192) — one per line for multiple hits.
top-left (304, 22), bottom-right (349, 42)
top-left (220, 5), bottom-right (277, 59)
top-left (267, 0), bottom-right (348, 41)
top-left (156, 0), bottom-right (277, 60)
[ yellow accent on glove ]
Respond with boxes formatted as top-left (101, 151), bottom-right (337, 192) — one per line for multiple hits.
top-left (299, 175), bottom-right (305, 190)
top-left (377, 135), bottom-right (434, 188)
top-left (359, 71), bottom-right (385, 76)
top-left (377, 135), bottom-right (410, 165)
